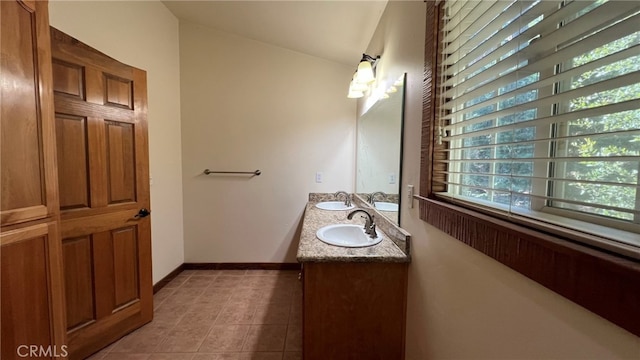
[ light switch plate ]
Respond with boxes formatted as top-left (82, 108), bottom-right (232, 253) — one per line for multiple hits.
top-left (407, 184), bottom-right (414, 208)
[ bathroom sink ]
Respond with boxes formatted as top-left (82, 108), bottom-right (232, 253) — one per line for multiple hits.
top-left (315, 201), bottom-right (355, 211)
top-left (316, 224), bottom-right (382, 248)
top-left (374, 201), bottom-right (399, 212)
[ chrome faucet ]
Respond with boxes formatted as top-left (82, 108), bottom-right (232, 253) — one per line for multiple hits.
top-left (334, 191), bottom-right (352, 206)
top-left (347, 208), bottom-right (378, 239)
top-left (368, 191), bottom-right (386, 204)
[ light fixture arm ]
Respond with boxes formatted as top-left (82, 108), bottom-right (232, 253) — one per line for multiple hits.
top-left (360, 53), bottom-right (380, 64)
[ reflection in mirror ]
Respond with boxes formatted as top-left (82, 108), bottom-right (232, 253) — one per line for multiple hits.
top-left (356, 73), bottom-right (406, 225)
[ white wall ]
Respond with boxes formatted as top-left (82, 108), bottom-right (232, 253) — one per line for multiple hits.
top-left (179, 22), bottom-right (355, 263)
top-left (364, 1), bottom-right (640, 359)
top-left (49, 1), bottom-right (185, 284)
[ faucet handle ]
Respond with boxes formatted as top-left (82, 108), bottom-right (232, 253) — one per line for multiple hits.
top-left (368, 223), bottom-right (378, 239)
top-left (361, 215), bottom-right (374, 234)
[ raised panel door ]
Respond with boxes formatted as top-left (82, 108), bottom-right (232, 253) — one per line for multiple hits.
top-left (0, 0), bottom-right (59, 226)
top-left (1, 222), bottom-right (66, 360)
top-left (51, 27), bottom-right (152, 360)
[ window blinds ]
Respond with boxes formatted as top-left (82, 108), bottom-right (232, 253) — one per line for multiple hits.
top-left (435, 0), bottom-right (640, 249)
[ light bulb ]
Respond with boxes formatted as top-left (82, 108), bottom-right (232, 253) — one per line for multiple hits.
top-left (355, 61), bottom-right (375, 84)
top-left (347, 89), bottom-right (364, 98)
top-left (349, 78), bottom-right (368, 92)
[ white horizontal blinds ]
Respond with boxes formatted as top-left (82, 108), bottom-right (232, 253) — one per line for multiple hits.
top-left (437, 0), bottom-right (640, 227)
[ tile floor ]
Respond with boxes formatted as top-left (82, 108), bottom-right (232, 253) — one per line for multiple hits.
top-left (88, 269), bottom-right (302, 360)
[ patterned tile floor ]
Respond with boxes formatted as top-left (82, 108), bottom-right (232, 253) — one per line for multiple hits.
top-left (88, 270), bottom-right (303, 360)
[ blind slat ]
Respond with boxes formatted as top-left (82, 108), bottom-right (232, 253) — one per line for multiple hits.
top-left (442, 43), bottom-right (640, 115)
top-left (442, 0), bottom-right (487, 33)
top-left (443, 70), bottom-right (640, 132)
top-left (442, 98), bottom-right (640, 140)
top-left (443, 3), bottom-right (640, 88)
top-left (443, 0), bottom-right (569, 67)
top-left (434, 171), bottom-right (638, 188)
top-left (443, 155), bottom-right (640, 163)
top-left (443, 128), bottom-right (640, 152)
top-left (434, 184), bottom-right (640, 215)
top-left (444, 0), bottom-right (526, 61)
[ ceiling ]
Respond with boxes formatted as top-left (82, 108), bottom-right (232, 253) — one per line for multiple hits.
top-left (162, 0), bottom-right (389, 66)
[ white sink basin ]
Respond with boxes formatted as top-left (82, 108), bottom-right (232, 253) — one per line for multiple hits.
top-left (316, 224), bottom-right (382, 248)
top-left (374, 201), bottom-right (399, 212)
top-left (315, 201), bottom-right (355, 211)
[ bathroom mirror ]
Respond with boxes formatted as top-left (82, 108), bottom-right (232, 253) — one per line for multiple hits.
top-left (355, 73), bottom-right (406, 225)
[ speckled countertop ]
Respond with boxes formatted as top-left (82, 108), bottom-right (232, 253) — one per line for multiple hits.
top-left (296, 194), bottom-right (410, 263)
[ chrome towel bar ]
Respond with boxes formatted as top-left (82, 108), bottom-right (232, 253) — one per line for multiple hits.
top-left (203, 169), bottom-right (261, 176)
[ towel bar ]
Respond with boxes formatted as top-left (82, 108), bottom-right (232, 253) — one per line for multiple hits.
top-left (203, 169), bottom-right (261, 176)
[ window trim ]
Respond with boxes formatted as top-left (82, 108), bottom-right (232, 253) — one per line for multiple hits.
top-left (420, 0), bottom-right (640, 338)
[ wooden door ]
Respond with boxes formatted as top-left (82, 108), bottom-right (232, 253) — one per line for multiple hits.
top-left (50, 28), bottom-right (153, 360)
top-left (1, 223), bottom-right (66, 359)
top-left (1, 1), bottom-right (59, 226)
top-left (1, 1), bottom-right (67, 359)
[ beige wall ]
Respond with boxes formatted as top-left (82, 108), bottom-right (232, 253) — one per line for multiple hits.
top-left (364, 1), bottom-right (640, 359)
top-left (179, 22), bottom-right (355, 263)
top-left (49, 1), bottom-right (185, 284)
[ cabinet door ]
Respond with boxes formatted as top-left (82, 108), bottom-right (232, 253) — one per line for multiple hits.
top-left (303, 262), bottom-right (408, 360)
top-left (0, 0), bottom-right (59, 226)
top-left (1, 222), bottom-right (66, 360)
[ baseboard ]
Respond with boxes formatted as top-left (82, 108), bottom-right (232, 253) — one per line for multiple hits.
top-left (152, 264), bottom-right (185, 294)
top-left (183, 263), bottom-right (302, 271)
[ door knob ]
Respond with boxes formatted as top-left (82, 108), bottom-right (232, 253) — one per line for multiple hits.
top-left (134, 208), bottom-right (151, 219)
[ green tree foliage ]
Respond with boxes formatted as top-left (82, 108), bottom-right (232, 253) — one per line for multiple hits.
top-left (560, 31), bottom-right (640, 220)
top-left (455, 2), bottom-right (639, 222)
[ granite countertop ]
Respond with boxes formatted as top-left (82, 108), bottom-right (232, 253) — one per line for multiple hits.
top-left (296, 201), bottom-right (410, 263)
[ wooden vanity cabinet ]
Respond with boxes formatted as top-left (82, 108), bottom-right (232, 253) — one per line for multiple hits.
top-left (302, 262), bottom-right (408, 360)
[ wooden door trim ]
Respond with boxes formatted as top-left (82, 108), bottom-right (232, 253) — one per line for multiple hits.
top-left (67, 301), bottom-right (142, 352)
top-left (54, 97), bottom-right (135, 122)
top-left (0, 205), bottom-right (49, 227)
top-left (60, 208), bottom-right (143, 238)
top-left (45, 220), bottom-right (68, 358)
top-left (132, 68), bottom-right (150, 208)
top-left (60, 202), bottom-right (139, 221)
top-left (36, 0), bottom-right (61, 224)
top-left (50, 30), bottom-right (133, 80)
top-left (0, 223), bottom-right (49, 246)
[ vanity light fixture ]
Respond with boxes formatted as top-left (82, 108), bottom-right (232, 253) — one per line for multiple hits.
top-left (347, 53), bottom-right (380, 98)
top-left (355, 53), bottom-right (379, 84)
top-left (350, 74), bottom-right (369, 92)
top-left (347, 89), bottom-right (364, 98)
